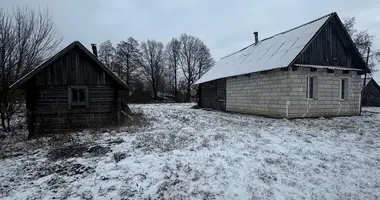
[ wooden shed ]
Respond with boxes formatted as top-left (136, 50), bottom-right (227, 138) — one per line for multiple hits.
top-left (10, 41), bottom-right (129, 136)
top-left (362, 78), bottom-right (380, 107)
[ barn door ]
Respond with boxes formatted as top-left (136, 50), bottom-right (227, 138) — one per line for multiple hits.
top-left (216, 79), bottom-right (226, 111)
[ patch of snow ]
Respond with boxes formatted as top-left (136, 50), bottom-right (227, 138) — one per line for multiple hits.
top-left (1, 103), bottom-right (380, 199)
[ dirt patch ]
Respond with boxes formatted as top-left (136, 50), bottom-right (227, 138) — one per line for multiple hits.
top-left (46, 175), bottom-right (67, 190)
top-left (133, 130), bottom-right (197, 152)
top-left (0, 152), bottom-right (23, 159)
top-left (113, 152), bottom-right (127, 163)
top-left (34, 162), bottom-right (95, 178)
top-left (48, 144), bottom-right (111, 161)
top-left (106, 138), bottom-right (124, 145)
top-left (87, 145), bottom-right (112, 156)
top-left (47, 145), bottom-right (88, 160)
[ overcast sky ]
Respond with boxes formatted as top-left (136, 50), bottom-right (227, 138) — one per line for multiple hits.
top-left (3, 0), bottom-right (380, 81)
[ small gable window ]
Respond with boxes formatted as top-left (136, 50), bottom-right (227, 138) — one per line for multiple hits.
top-left (68, 86), bottom-right (89, 109)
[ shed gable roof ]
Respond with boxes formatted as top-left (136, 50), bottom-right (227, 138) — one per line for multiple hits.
top-left (364, 78), bottom-right (380, 92)
top-left (196, 12), bottom-right (366, 84)
top-left (10, 41), bottom-right (128, 89)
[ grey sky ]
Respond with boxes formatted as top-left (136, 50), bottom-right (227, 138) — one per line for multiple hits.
top-left (3, 0), bottom-right (380, 81)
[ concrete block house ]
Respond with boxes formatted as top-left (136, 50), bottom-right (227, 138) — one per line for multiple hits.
top-left (196, 12), bottom-right (368, 118)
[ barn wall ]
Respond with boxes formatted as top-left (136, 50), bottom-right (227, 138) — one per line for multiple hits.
top-left (226, 69), bottom-right (290, 117)
top-left (34, 85), bottom-right (117, 133)
top-left (199, 79), bottom-right (226, 110)
top-left (286, 67), bottom-right (361, 117)
top-left (35, 47), bottom-right (113, 86)
top-left (362, 80), bottom-right (380, 106)
top-left (225, 67), bottom-right (361, 118)
top-left (295, 16), bottom-right (362, 68)
top-left (28, 46), bottom-right (125, 134)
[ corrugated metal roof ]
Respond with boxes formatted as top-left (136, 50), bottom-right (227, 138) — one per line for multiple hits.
top-left (294, 64), bottom-right (364, 71)
top-left (195, 13), bottom-right (333, 84)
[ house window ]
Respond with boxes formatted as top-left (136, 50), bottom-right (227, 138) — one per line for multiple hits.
top-left (68, 86), bottom-right (89, 109)
top-left (340, 78), bottom-right (349, 100)
top-left (306, 76), bottom-right (318, 99)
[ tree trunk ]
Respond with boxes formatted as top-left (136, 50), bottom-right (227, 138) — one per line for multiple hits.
top-left (186, 80), bottom-right (191, 102)
top-left (198, 84), bottom-right (201, 107)
top-left (1, 113), bottom-right (6, 131)
top-left (126, 56), bottom-right (130, 86)
top-left (6, 115), bottom-right (10, 131)
top-left (174, 66), bottom-right (177, 102)
top-left (153, 85), bottom-right (158, 100)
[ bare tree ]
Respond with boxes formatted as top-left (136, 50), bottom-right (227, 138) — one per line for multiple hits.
top-left (165, 38), bottom-right (181, 102)
top-left (196, 44), bottom-right (214, 78)
top-left (0, 7), bottom-right (62, 131)
top-left (98, 40), bottom-right (115, 71)
top-left (179, 34), bottom-right (214, 102)
top-left (139, 40), bottom-right (165, 100)
top-left (115, 37), bottom-right (140, 86)
top-left (343, 17), bottom-right (380, 73)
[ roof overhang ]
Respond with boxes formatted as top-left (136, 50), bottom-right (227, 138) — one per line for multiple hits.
top-left (293, 64), bottom-right (364, 71)
top-left (10, 41), bottom-right (129, 90)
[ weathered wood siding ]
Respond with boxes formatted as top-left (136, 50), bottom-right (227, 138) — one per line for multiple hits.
top-left (295, 16), bottom-right (362, 68)
top-left (27, 46), bottom-right (122, 134)
top-left (199, 79), bottom-right (226, 110)
top-left (35, 47), bottom-right (113, 86)
top-left (34, 85), bottom-right (117, 133)
top-left (362, 80), bottom-right (380, 107)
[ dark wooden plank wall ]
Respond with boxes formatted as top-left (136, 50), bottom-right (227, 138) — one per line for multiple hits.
top-left (362, 80), bottom-right (380, 106)
top-left (36, 47), bottom-right (112, 86)
top-left (295, 16), bottom-right (361, 68)
top-left (25, 82), bottom-right (37, 135)
top-left (34, 85), bottom-right (117, 133)
top-left (200, 79), bottom-right (226, 110)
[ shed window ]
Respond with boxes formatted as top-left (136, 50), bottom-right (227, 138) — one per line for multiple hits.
top-left (68, 86), bottom-right (89, 109)
top-left (340, 78), bottom-right (349, 100)
top-left (72, 88), bottom-right (86, 102)
top-left (306, 76), bottom-right (318, 99)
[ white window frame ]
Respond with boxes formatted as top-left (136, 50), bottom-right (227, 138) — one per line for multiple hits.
top-left (68, 85), bottom-right (89, 109)
top-left (340, 78), bottom-right (349, 100)
top-left (306, 76), bottom-right (318, 100)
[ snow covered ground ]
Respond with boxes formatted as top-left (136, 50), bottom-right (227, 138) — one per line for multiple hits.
top-left (363, 106), bottom-right (380, 113)
top-left (1, 104), bottom-right (380, 199)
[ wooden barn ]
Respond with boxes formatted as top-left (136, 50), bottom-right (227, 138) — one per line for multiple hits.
top-left (10, 41), bottom-right (129, 136)
top-left (196, 12), bottom-right (368, 118)
top-left (362, 78), bottom-right (380, 107)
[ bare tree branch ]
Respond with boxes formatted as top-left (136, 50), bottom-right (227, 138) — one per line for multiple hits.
top-left (179, 34), bottom-right (214, 102)
top-left (0, 6), bottom-right (62, 131)
top-left (343, 16), bottom-right (378, 73)
top-left (139, 39), bottom-right (165, 100)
